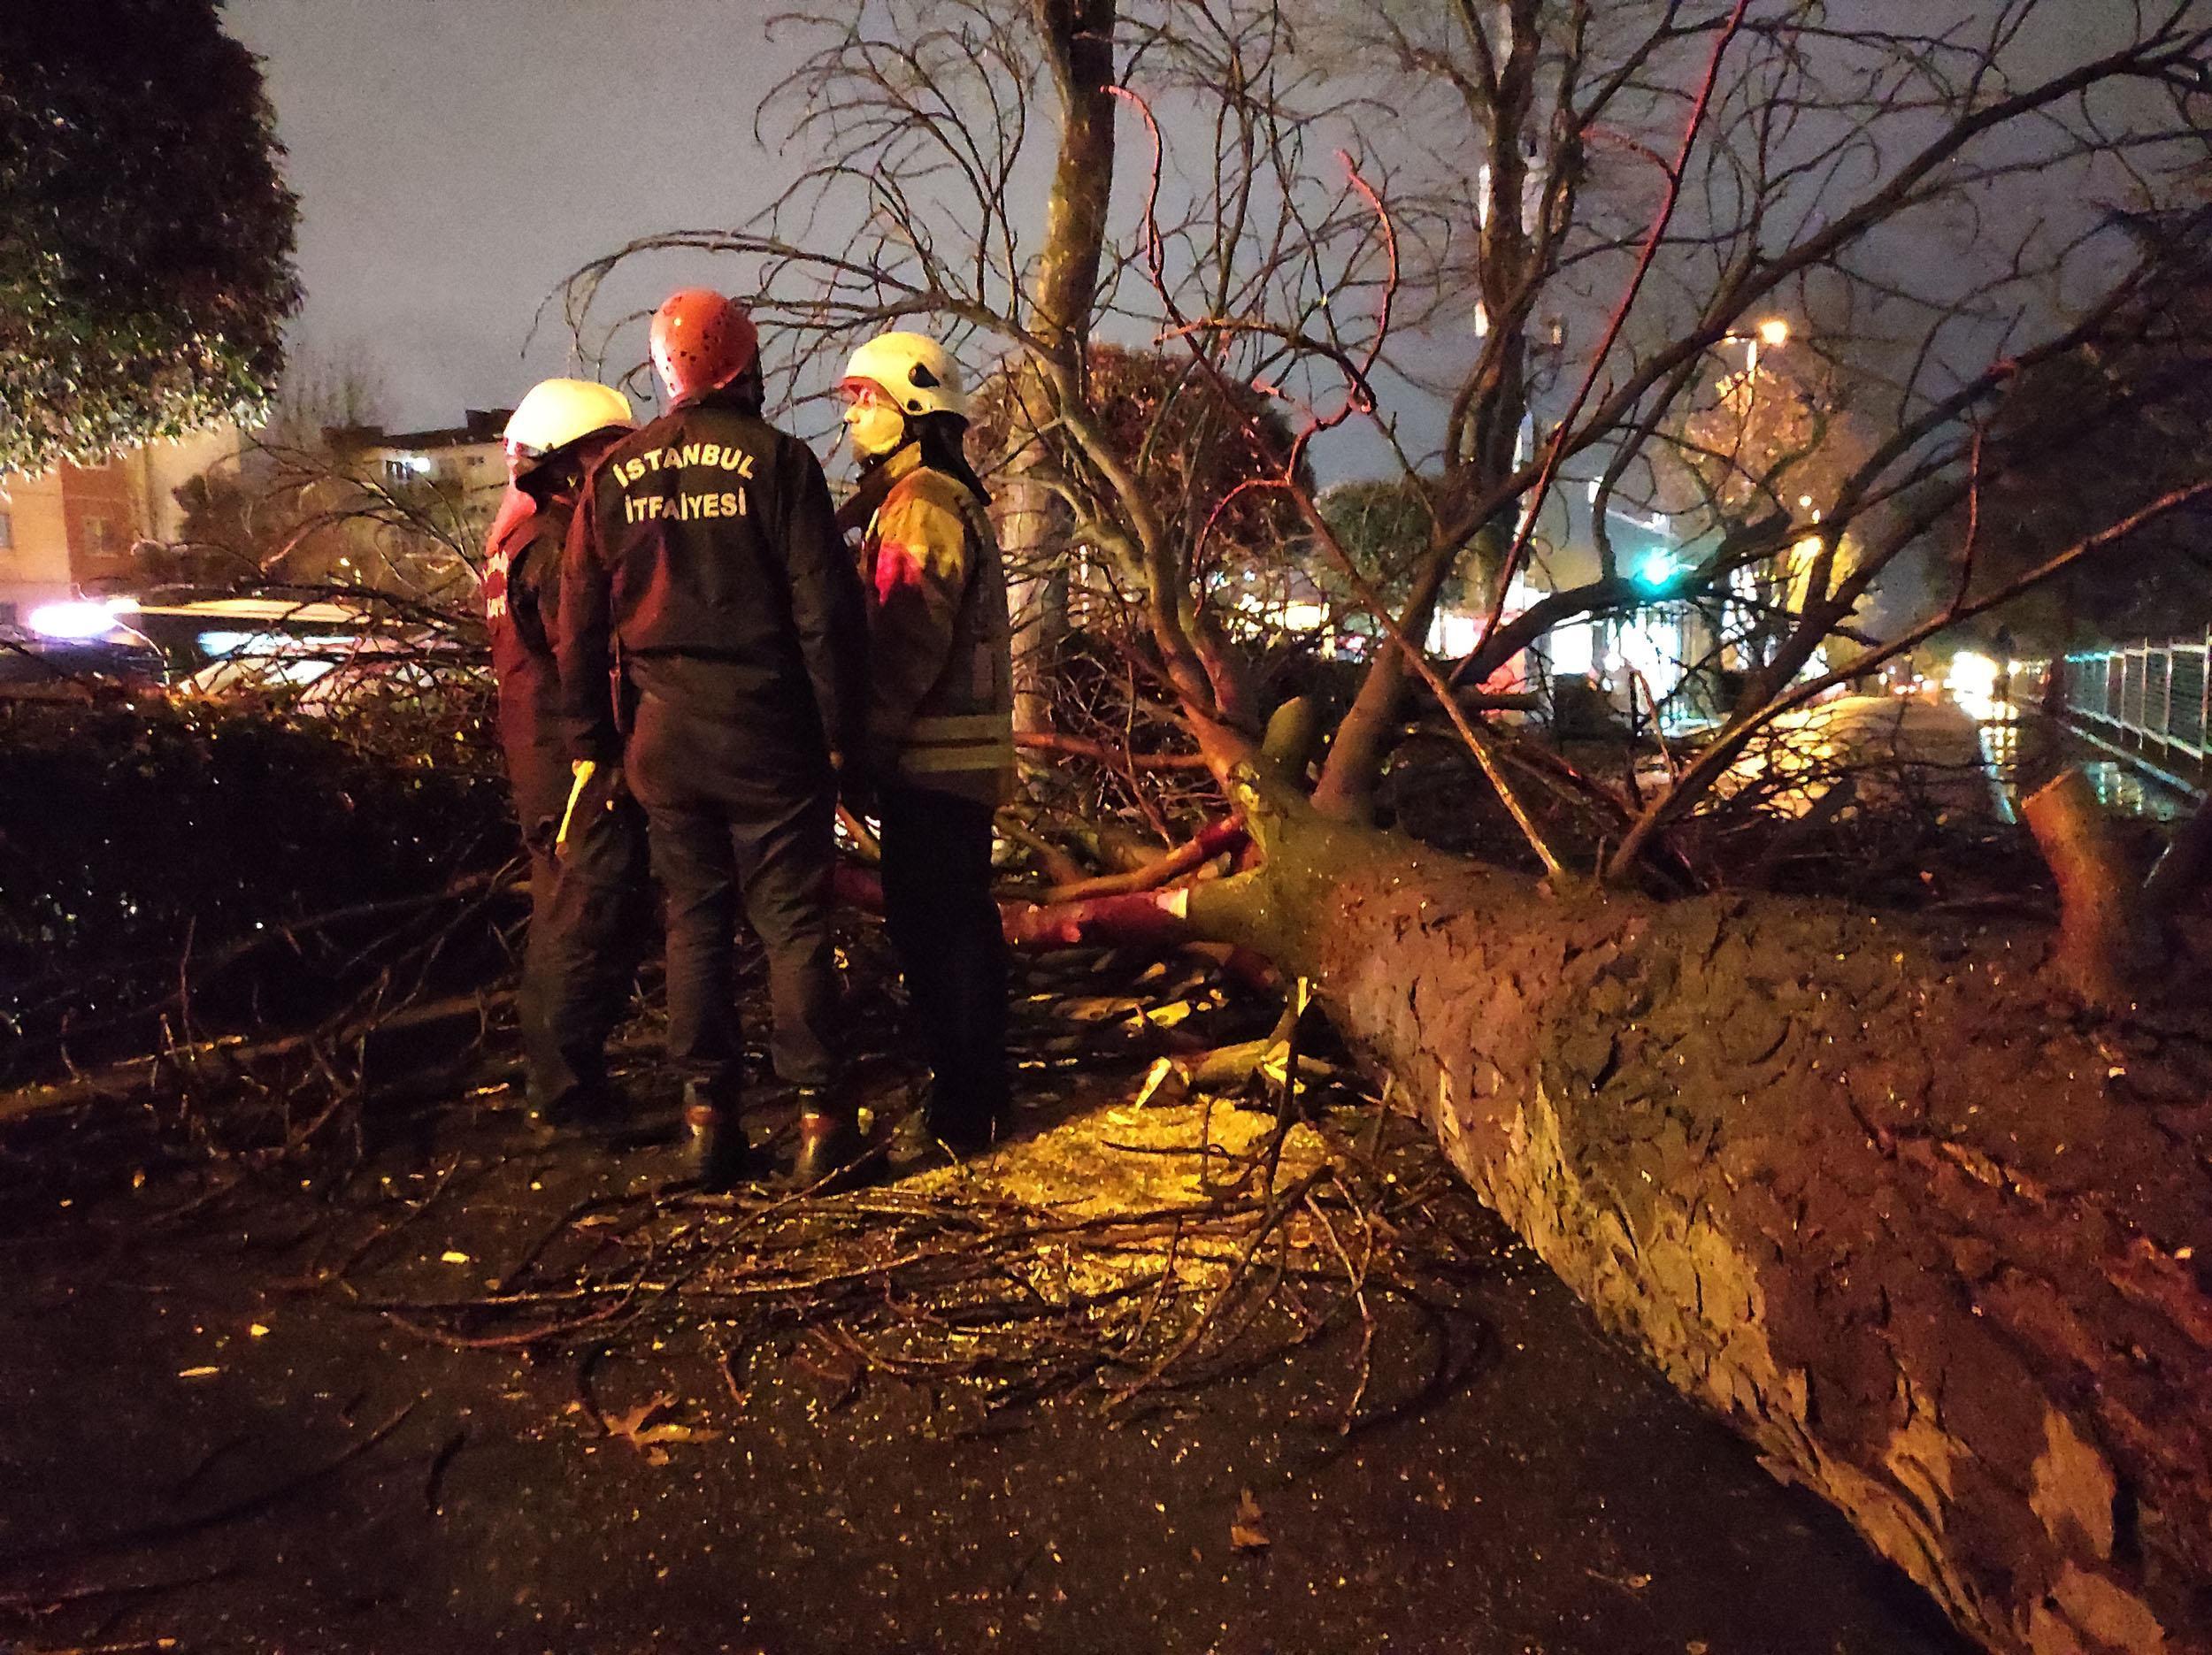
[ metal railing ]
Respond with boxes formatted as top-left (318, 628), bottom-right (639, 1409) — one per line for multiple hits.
top-left (2055, 632), bottom-right (2212, 762)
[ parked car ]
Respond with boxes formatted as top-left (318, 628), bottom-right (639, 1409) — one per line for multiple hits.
top-left (174, 630), bottom-right (463, 716)
top-left (4, 602), bottom-right (168, 694)
top-left (15, 590), bottom-right (477, 714)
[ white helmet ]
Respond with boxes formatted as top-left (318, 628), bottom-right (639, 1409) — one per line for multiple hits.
top-left (503, 379), bottom-right (635, 464)
top-left (841, 332), bottom-right (966, 419)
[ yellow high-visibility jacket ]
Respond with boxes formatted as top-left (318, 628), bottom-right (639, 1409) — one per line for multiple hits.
top-left (856, 446), bottom-right (1015, 805)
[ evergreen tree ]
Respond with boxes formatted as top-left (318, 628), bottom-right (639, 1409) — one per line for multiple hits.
top-left (0, 0), bottom-right (300, 473)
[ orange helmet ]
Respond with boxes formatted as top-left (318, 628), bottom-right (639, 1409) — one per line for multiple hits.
top-left (649, 289), bottom-right (760, 405)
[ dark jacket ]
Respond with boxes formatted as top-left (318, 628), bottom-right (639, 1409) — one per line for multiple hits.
top-left (557, 394), bottom-right (868, 772)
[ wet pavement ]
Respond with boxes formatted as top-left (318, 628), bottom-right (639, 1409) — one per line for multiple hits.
top-left (1978, 703), bottom-right (2203, 822)
top-left (0, 1086), bottom-right (1968, 1655)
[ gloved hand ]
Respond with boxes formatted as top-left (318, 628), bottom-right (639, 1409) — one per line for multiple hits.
top-left (831, 749), bottom-right (878, 820)
top-left (555, 759), bottom-right (628, 859)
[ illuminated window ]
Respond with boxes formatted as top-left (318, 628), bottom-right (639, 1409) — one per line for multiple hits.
top-left (84, 517), bottom-right (114, 555)
top-left (1548, 621), bottom-right (1595, 677)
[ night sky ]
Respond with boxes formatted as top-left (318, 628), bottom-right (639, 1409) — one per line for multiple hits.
top-left (227, 0), bottom-right (2177, 479)
top-left (228, 0), bottom-right (811, 429)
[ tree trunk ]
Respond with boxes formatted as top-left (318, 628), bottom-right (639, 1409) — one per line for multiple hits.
top-left (1002, 0), bottom-right (1118, 740)
top-left (2022, 766), bottom-right (2151, 1008)
top-left (1181, 776), bottom-right (2212, 1655)
top-left (997, 459), bottom-right (1069, 739)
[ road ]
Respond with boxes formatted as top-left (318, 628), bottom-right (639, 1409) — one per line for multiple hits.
top-left (0, 1066), bottom-right (1965, 1654)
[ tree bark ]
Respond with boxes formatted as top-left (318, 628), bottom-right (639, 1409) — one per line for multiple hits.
top-left (2023, 766), bottom-right (2150, 1008)
top-left (1000, 0), bottom-right (1119, 739)
top-left (1177, 770), bottom-right (2212, 1655)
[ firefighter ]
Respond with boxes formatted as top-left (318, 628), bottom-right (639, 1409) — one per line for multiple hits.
top-left (484, 378), bottom-right (647, 1127)
top-left (837, 331), bottom-right (1015, 1153)
top-left (558, 290), bottom-right (870, 1191)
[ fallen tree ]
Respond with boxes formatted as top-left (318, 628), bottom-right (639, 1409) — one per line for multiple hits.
top-left (1160, 749), bottom-right (2212, 1655)
top-left (864, 693), bottom-right (2212, 1649)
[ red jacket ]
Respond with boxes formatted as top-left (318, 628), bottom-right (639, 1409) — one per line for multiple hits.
top-left (482, 463), bottom-right (604, 842)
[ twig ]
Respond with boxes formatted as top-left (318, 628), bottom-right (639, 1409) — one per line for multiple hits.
top-left (0, 1403), bottom-right (417, 1570)
top-left (0, 1564), bottom-right (233, 1614)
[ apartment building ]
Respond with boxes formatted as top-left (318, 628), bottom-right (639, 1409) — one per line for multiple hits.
top-left (0, 425), bottom-right (250, 625)
top-left (339, 408), bottom-right (511, 532)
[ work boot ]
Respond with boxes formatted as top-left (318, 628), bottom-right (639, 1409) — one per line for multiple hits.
top-left (788, 1090), bottom-right (870, 1191)
top-left (528, 1080), bottom-right (631, 1139)
top-left (919, 1081), bottom-right (1009, 1157)
top-left (680, 1083), bottom-right (750, 1192)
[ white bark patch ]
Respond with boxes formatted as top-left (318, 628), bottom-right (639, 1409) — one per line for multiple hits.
top-left (2049, 1562), bottom-right (2168, 1654)
top-left (2026, 1601), bottom-right (2094, 1655)
top-left (2030, 1409), bottom-right (2116, 1562)
top-left (1882, 1374), bottom-right (1961, 1522)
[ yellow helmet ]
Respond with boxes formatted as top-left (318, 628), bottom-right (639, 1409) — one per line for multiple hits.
top-left (840, 331), bottom-right (966, 420)
top-left (503, 379), bottom-right (635, 464)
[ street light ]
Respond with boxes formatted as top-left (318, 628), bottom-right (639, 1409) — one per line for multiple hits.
top-left (1744, 316), bottom-right (1789, 378)
top-left (1707, 318), bottom-right (1792, 403)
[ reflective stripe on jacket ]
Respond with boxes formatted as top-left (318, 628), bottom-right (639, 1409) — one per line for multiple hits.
top-left (858, 446), bottom-right (1014, 804)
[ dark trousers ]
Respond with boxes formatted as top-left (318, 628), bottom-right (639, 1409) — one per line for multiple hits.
top-left (878, 781), bottom-right (1009, 1123)
top-left (640, 778), bottom-right (842, 1100)
top-left (623, 660), bottom-right (846, 1104)
top-left (516, 788), bottom-right (651, 1112)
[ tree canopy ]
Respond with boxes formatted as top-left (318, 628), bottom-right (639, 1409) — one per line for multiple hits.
top-left (1970, 208), bottom-right (2212, 647)
top-left (0, 0), bottom-right (300, 475)
top-left (967, 342), bottom-right (1310, 564)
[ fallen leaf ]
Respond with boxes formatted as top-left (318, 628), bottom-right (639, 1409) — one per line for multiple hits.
top-left (440, 1250), bottom-right (472, 1265)
top-left (603, 1392), bottom-right (718, 1452)
top-left (1133, 1058), bottom-right (1188, 1108)
top-left (1229, 1488), bottom-right (1270, 1552)
top-left (178, 1366), bottom-right (219, 1379)
top-left (1133, 998), bottom-right (1198, 1028)
top-left (603, 1393), bottom-right (675, 1440)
